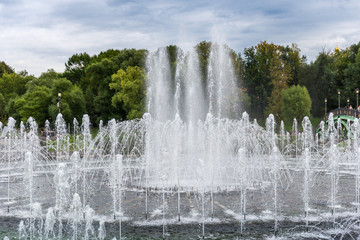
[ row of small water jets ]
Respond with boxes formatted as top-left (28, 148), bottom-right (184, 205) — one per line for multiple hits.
top-left (0, 112), bottom-right (360, 238)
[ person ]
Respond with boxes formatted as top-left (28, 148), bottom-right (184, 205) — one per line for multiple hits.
top-left (349, 105), bottom-right (353, 109)
top-left (358, 105), bottom-right (360, 111)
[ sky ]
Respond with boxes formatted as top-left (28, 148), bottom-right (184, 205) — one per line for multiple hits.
top-left (0, 0), bottom-right (359, 76)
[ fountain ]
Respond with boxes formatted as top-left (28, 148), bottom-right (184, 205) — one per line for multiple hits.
top-left (1, 44), bottom-right (360, 239)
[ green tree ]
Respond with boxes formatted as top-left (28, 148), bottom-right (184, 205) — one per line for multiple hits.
top-left (344, 46), bottom-right (360, 108)
top-left (266, 48), bottom-right (292, 122)
top-left (0, 93), bottom-right (6, 123)
top-left (0, 73), bottom-right (31, 103)
top-left (84, 57), bottom-right (120, 123)
top-left (167, 45), bottom-right (178, 80)
top-left (243, 42), bottom-right (277, 119)
top-left (282, 43), bottom-right (306, 86)
top-left (196, 41), bottom-right (212, 83)
top-left (281, 85), bottom-right (312, 125)
top-left (14, 86), bottom-right (52, 124)
top-left (82, 48), bottom-right (147, 124)
top-left (244, 41), bottom-right (305, 120)
top-left (63, 52), bottom-right (91, 87)
top-left (301, 52), bottom-right (335, 117)
top-left (110, 66), bottom-right (146, 119)
top-left (0, 61), bottom-right (14, 77)
top-left (48, 78), bottom-right (86, 124)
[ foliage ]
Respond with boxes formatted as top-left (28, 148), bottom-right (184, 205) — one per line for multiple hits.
top-left (0, 73), bottom-right (32, 103)
top-left (80, 48), bottom-right (147, 124)
top-left (14, 86), bottom-right (52, 124)
top-left (0, 61), bottom-right (14, 77)
top-left (63, 52), bottom-right (91, 87)
top-left (243, 41), bottom-right (305, 120)
top-left (0, 93), bottom-right (6, 122)
top-left (1, 41), bottom-right (360, 127)
top-left (265, 47), bottom-right (292, 123)
top-left (196, 41), bottom-right (212, 82)
top-left (281, 85), bottom-right (312, 125)
top-left (110, 66), bottom-right (146, 119)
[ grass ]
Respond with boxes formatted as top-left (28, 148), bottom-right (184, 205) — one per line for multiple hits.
top-left (252, 116), bottom-right (323, 133)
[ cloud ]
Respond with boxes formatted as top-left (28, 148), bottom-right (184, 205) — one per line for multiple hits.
top-left (0, 0), bottom-right (359, 76)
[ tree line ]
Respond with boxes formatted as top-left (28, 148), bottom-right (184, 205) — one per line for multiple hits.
top-left (0, 41), bottom-right (359, 128)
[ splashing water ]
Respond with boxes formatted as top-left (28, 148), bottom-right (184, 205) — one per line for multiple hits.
top-left (0, 45), bottom-right (360, 239)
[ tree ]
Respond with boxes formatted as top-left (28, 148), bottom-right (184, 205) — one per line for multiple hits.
top-left (0, 73), bottom-right (31, 103)
top-left (344, 46), bottom-right (360, 108)
top-left (196, 41), bottom-right (212, 83)
top-left (110, 66), bottom-right (146, 119)
top-left (14, 86), bottom-right (52, 124)
top-left (63, 52), bottom-right (91, 87)
top-left (82, 48), bottom-right (148, 124)
top-left (244, 41), bottom-right (305, 120)
top-left (0, 93), bottom-right (6, 123)
top-left (266, 48), bottom-right (292, 122)
top-left (282, 43), bottom-right (306, 86)
top-left (48, 78), bottom-right (86, 124)
top-left (0, 61), bottom-right (14, 77)
top-left (84, 57), bottom-right (120, 123)
top-left (281, 85), bottom-right (312, 125)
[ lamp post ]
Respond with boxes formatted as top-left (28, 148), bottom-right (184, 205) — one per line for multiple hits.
top-left (57, 91), bottom-right (62, 113)
top-left (338, 90), bottom-right (341, 109)
top-left (347, 98), bottom-right (350, 108)
top-left (356, 88), bottom-right (359, 109)
top-left (325, 98), bottom-right (327, 118)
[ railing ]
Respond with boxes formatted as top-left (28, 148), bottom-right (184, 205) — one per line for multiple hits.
top-left (315, 108), bottom-right (359, 133)
top-left (324, 108), bottom-right (360, 121)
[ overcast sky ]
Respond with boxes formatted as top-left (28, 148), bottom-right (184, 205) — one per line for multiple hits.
top-left (1, 0), bottom-right (359, 76)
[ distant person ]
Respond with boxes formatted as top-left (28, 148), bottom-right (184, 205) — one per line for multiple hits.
top-left (350, 105), bottom-right (353, 109)
top-left (358, 105), bottom-right (360, 111)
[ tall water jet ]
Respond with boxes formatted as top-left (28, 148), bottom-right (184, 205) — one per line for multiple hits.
top-left (44, 119), bottom-right (51, 150)
top-left (183, 49), bottom-right (206, 123)
top-left (5, 117), bottom-right (16, 213)
top-left (303, 148), bottom-right (311, 227)
top-left (174, 49), bottom-right (184, 116)
top-left (302, 116), bottom-right (313, 152)
top-left (18, 220), bottom-right (27, 239)
top-left (352, 118), bottom-right (360, 150)
top-left (110, 154), bottom-right (123, 238)
top-left (23, 152), bottom-right (34, 240)
top-left (329, 144), bottom-right (339, 219)
top-left (266, 114), bottom-right (276, 150)
top-left (55, 113), bottom-right (67, 161)
top-left (73, 118), bottom-right (79, 148)
top-left (207, 43), bottom-right (239, 119)
top-left (81, 114), bottom-right (91, 207)
top-left (347, 119), bottom-right (351, 150)
top-left (356, 148), bottom-right (360, 215)
top-left (98, 220), bottom-right (106, 240)
top-left (280, 121), bottom-right (285, 152)
top-left (54, 163), bottom-right (70, 239)
top-left (292, 118), bottom-right (298, 157)
top-left (71, 151), bottom-right (81, 195)
top-left (327, 113), bottom-right (336, 145)
top-left (70, 193), bottom-right (82, 240)
top-left (84, 205), bottom-right (95, 240)
top-left (146, 47), bottom-right (174, 121)
top-left (271, 147), bottom-right (280, 235)
top-left (44, 207), bottom-right (56, 239)
top-left (237, 148), bottom-right (247, 235)
top-left (30, 203), bottom-right (43, 240)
